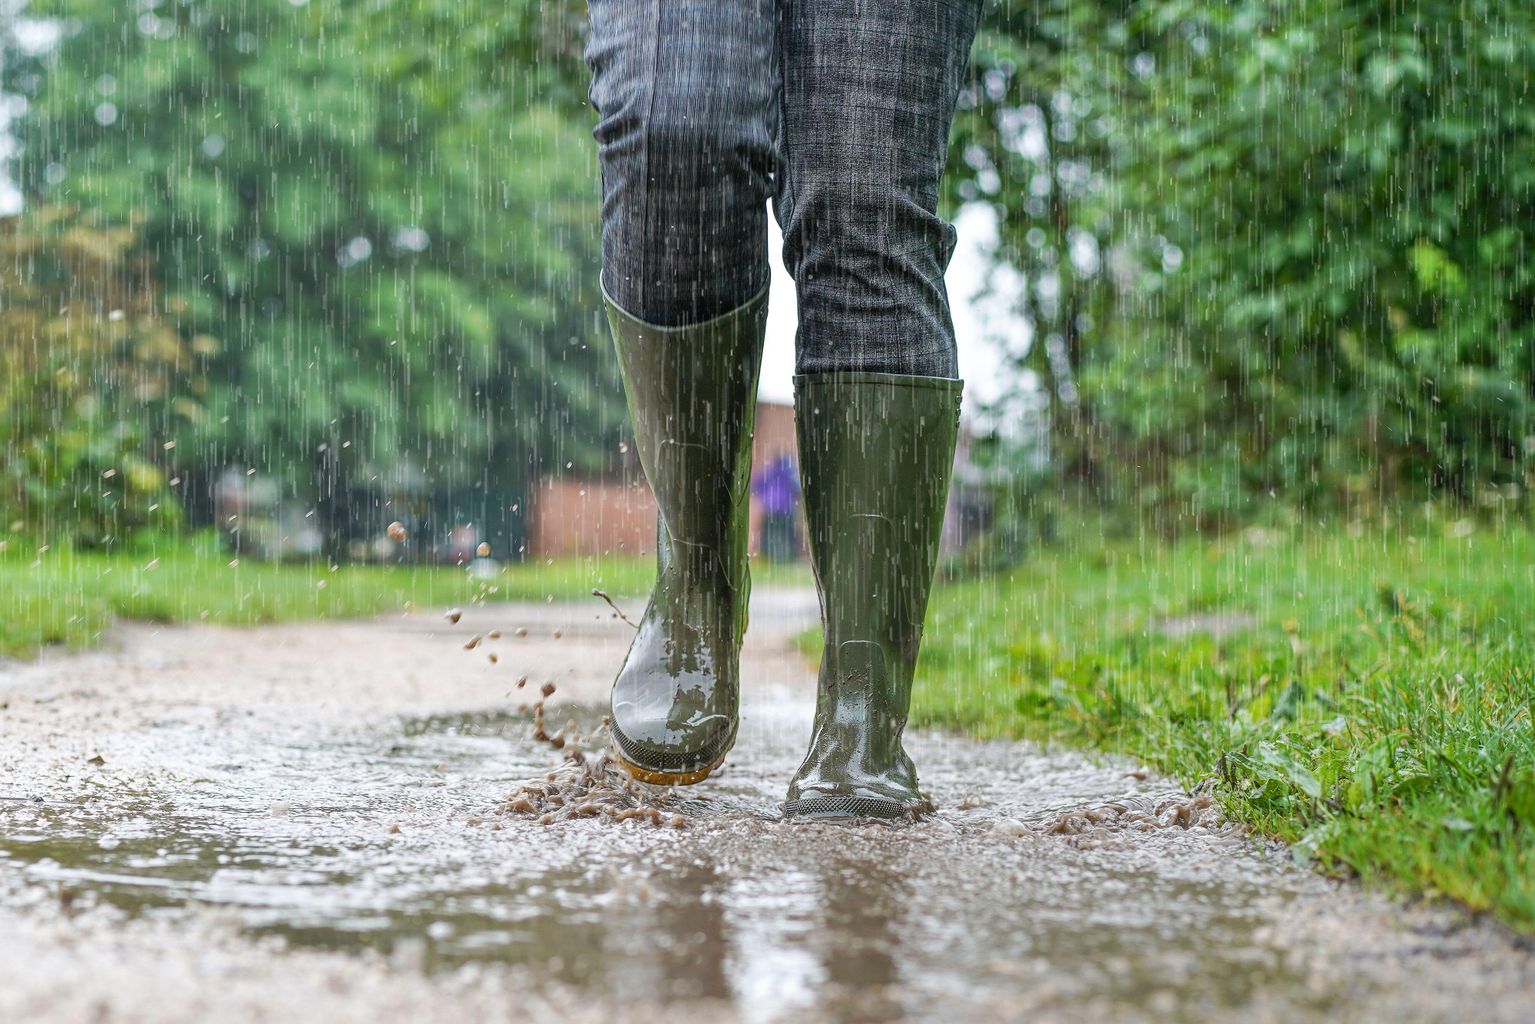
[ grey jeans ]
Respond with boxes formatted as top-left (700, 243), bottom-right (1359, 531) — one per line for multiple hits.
top-left (585, 0), bottom-right (982, 377)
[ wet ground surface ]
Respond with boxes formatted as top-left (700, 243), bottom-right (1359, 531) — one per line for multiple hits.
top-left (2, 587), bottom-right (1533, 1023)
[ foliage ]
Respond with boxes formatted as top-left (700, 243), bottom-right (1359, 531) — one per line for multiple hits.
top-left (915, 521), bottom-right (1535, 928)
top-left (11, 0), bottom-right (1529, 545)
top-left (957, 0), bottom-right (1535, 528)
top-left (0, 205), bottom-right (196, 546)
top-left (3, 0), bottom-right (622, 551)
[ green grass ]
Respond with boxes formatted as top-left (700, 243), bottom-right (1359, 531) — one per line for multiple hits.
top-left (0, 532), bottom-right (811, 661)
top-left (915, 519), bottom-right (1535, 929)
top-left (0, 534), bottom-right (657, 660)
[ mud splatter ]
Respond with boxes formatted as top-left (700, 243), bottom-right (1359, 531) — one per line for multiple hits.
top-left (590, 588), bottom-right (639, 629)
top-left (502, 683), bottom-right (683, 829)
top-left (1031, 791), bottom-right (1233, 840)
top-left (504, 755), bottom-right (684, 829)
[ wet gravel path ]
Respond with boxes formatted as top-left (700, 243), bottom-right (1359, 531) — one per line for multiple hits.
top-left (1, 588), bottom-right (1532, 1023)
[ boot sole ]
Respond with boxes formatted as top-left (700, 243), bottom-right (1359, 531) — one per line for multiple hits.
top-left (611, 726), bottom-right (735, 787)
top-left (781, 794), bottom-right (908, 820)
top-left (613, 745), bottom-right (729, 786)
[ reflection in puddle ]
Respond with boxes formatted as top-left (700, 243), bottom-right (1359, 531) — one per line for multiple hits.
top-left (0, 691), bottom-right (1324, 1022)
top-left (2, 600), bottom-right (1528, 1022)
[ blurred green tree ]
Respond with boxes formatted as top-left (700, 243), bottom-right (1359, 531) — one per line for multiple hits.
top-left (10, 0), bottom-right (1531, 547)
top-left (1, 205), bottom-right (194, 548)
top-left (957, 0), bottom-right (1535, 529)
top-left (4, 0), bottom-right (620, 554)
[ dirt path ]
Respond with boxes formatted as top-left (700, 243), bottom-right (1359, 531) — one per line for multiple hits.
top-left (1, 588), bottom-right (1532, 1023)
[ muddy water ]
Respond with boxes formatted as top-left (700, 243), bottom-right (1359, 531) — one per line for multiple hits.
top-left (1, 589), bottom-right (1532, 1023)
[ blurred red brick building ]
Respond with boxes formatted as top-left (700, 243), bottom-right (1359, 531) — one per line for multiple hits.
top-left (529, 401), bottom-right (800, 559)
top-left (528, 400), bottom-right (985, 559)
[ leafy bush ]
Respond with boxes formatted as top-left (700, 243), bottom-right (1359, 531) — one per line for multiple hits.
top-left (954, 0), bottom-right (1535, 528)
top-left (5, 0), bottom-right (623, 543)
top-left (1, 206), bottom-right (199, 547)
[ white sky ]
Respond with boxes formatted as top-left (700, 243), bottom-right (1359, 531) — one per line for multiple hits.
top-left (758, 202), bottom-right (1029, 419)
top-left (0, 76), bottom-right (22, 215)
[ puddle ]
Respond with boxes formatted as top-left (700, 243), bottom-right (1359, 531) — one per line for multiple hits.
top-left (1, 593), bottom-right (1532, 1023)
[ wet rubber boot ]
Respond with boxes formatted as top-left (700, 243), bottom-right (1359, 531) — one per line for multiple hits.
top-left (784, 372), bottom-right (961, 819)
top-left (604, 288), bottom-right (768, 785)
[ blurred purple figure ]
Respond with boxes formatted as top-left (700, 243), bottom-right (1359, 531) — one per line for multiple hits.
top-left (752, 454), bottom-right (800, 561)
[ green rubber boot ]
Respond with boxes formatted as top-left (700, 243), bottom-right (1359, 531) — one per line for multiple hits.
top-left (604, 288), bottom-right (767, 785)
top-left (784, 372), bottom-right (962, 819)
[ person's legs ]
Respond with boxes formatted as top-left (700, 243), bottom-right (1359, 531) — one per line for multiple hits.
top-left (587, 0), bottom-right (779, 326)
top-left (775, 0), bottom-right (981, 377)
top-left (776, 0), bottom-right (981, 818)
top-left (585, 0), bottom-right (779, 784)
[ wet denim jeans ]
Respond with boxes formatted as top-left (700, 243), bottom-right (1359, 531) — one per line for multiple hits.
top-left (585, 0), bottom-right (982, 377)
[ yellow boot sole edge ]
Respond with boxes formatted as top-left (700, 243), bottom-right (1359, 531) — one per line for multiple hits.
top-left (613, 745), bottom-right (730, 787)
